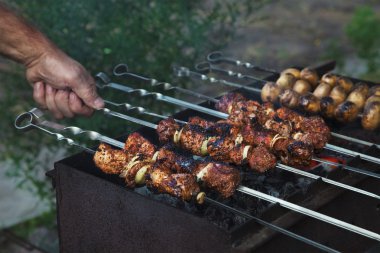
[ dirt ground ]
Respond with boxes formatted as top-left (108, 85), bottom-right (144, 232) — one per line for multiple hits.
top-left (225, 0), bottom-right (380, 77)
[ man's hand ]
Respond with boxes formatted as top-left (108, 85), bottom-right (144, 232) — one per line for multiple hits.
top-left (0, 4), bottom-right (104, 119)
top-left (26, 49), bottom-right (104, 119)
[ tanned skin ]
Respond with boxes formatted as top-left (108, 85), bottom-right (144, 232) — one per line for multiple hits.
top-left (0, 4), bottom-right (104, 118)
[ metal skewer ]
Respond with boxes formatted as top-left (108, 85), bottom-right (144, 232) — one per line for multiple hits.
top-left (97, 72), bottom-right (380, 167)
top-left (14, 109), bottom-right (341, 253)
top-left (206, 51), bottom-right (278, 74)
top-left (205, 197), bottom-right (340, 253)
top-left (195, 61), bottom-right (266, 83)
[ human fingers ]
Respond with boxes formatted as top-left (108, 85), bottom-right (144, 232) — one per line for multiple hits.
top-left (69, 65), bottom-right (104, 110)
top-left (55, 90), bottom-right (74, 118)
top-left (33, 81), bottom-right (47, 109)
top-left (69, 92), bottom-right (94, 117)
top-left (45, 85), bottom-right (64, 119)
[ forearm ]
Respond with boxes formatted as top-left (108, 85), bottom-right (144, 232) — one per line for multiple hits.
top-left (0, 4), bottom-right (55, 66)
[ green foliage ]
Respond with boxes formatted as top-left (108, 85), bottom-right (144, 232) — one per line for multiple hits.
top-left (1, 0), bottom-right (269, 239)
top-left (346, 5), bottom-right (380, 73)
top-left (10, 0), bottom-right (267, 78)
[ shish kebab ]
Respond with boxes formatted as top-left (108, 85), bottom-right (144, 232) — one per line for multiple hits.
top-left (12, 110), bottom-right (348, 253)
top-left (85, 109), bottom-right (380, 242)
top-left (98, 70), bottom-right (380, 167)
top-left (13, 110), bottom-right (207, 202)
top-left (96, 105), bottom-right (380, 201)
top-left (170, 63), bottom-right (380, 148)
top-left (15, 110), bottom-right (380, 242)
top-left (105, 99), bottom-right (380, 180)
top-left (203, 51), bottom-right (380, 134)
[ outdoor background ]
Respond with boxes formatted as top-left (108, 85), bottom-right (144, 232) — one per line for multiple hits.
top-left (0, 1), bottom-right (379, 252)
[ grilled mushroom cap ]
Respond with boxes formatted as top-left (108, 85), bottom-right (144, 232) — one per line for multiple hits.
top-left (276, 73), bottom-right (297, 90)
top-left (293, 79), bottom-right (311, 95)
top-left (330, 86), bottom-right (347, 105)
top-left (299, 93), bottom-right (320, 113)
top-left (337, 77), bottom-right (354, 93)
top-left (362, 101), bottom-right (380, 130)
top-left (261, 81), bottom-right (282, 103)
top-left (300, 68), bottom-right (319, 88)
top-left (320, 96), bottom-right (336, 118)
top-left (279, 89), bottom-right (300, 109)
top-left (321, 73), bottom-right (337, 87)
top-left (313, 82), bottom-right (332, 99)
top-left (369, 85), bottom-right (380, 97)
top-left (365, 95), bottom-right (380, 106)
top-left (335, 101), bottom-right (359, 122)
top-left (281, 68), bottom-right (301, 79)
top-left (346, 83), bottom-right (369, 111)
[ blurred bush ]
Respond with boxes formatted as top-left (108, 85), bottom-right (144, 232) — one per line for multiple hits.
top-left (0, 0), bottom-right (270, 237)
top-left (346, 5), bottom-right (380, 74)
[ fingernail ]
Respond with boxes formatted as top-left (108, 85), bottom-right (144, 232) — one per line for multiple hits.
top-left (93, 97), bottom-right (104, 109)
top-left (34, 82), bottom-right (41, 89)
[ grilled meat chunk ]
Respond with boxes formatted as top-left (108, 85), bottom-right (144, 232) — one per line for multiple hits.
top-left (241, 124), bottom-right (313, 166)
top-left (124, 132), bottom-right (156, 158)
top-left (94, 143), bottom-right (129, 174)
top-left (155, 144), bottom-right (199, 174)
top-left (179, 124), bottom-right (208, 156)
top-left (215, 92), bottom-right (246, 113)
top-left (194, 162), bottom-right (240, 198)
top-left (277, 107), bottom-right (330, 149)
top-left (157, 117), bottom-right (180, 143)
top-left (188, 116), bottom-right (215, 128)
top-left (248, 145), bottom-right (277, 172)
top-left (146, 162), bottom-right (200, 201)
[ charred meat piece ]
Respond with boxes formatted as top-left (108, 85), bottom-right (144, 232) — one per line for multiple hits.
top-left (248, 145), bottom-right (277, 172)
top-left (276, 107), bottom-right (330, 149)
top-left (155, 146), bottom-right (240, 198)
top-left (215, 92), bottom-right (246, 113)
top-left (94, 143), bottom-right (129, 174)
top-left (188, 116), bottom-right (215, 128)
top-left (146, 161), bottom-right (200, 201)
top-left (156, 117), bottom-right (180, 143)
top-left (155, 144), bottom-right (199, 174)
top-left (178, 124), bottom-right (208, 156)
top-left (124, 132), bottom-right (156, 158)
top-left (241, 124), bottom-right (312, 167)
top-left (194, 162), bottom-right (240, 198)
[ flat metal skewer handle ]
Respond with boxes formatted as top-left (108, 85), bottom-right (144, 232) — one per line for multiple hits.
top-left (195, 61), bottom-right (266, 83)
top-left (14, 109), bottom-right (95, 154)
top-left (96, 72), bottom-right (227, 118)
top-left (206, 51), bottom-right (278, 74)
top-left (173, 66), bottom-right (262, 93)
top-left (113, 63), bottom-right (219, 103)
